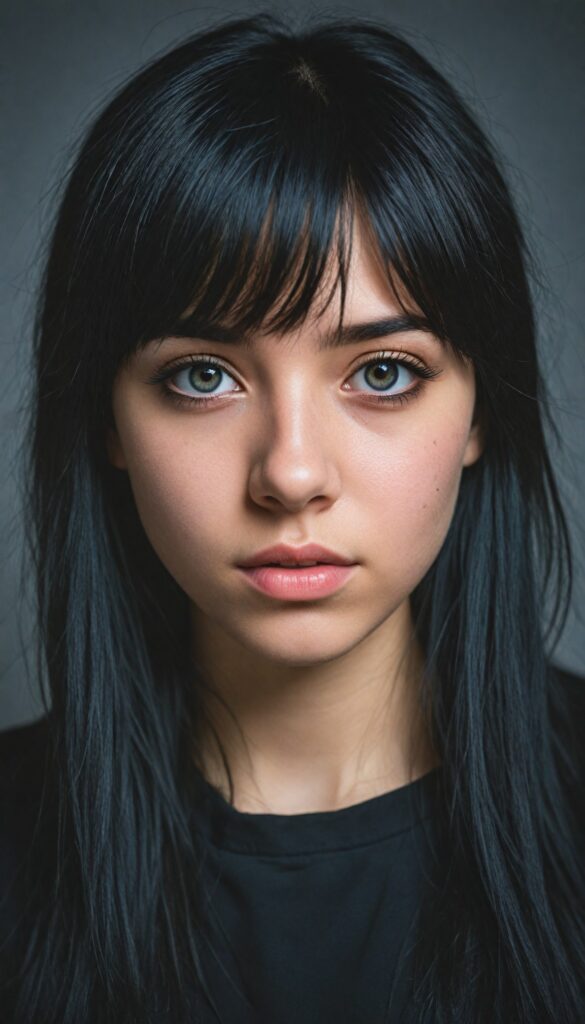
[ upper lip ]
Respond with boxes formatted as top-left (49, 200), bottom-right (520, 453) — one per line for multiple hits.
top-left (238, 543), bottom-right (355, 568)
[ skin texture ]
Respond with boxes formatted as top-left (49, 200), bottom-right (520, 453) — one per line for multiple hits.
top-left (107, 215), bottom-right (484, 814)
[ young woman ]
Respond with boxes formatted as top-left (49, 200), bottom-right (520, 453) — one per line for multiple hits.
top-left (1, 11), bottom-right (584, 1024)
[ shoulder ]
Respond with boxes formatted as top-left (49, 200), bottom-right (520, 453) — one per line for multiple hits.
top-left (547, 661), bottom-right (585, 733)
top-left (0, 712), bottom-right (53, 804)
top-left (550, 659), bottom-right (585, 694)
top-left (0, 715), bottom-right (57, 983)
top-left (0, 712), bottom-right (53, 816)
top-left (547, 661), bottom-right (585, 794)
top-left (545, 664), bottom-right (585, 847)
top-left (0, 714), bottom-right (54, 908)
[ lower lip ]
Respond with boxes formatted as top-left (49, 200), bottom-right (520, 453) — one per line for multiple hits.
top-left (238, 564), bottom-right (356, 600)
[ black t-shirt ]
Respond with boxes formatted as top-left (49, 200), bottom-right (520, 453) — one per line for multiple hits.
top-left (190, 754), bottom-right (442, 1023)
top-left (1, 664), bottom-right (584, 1023)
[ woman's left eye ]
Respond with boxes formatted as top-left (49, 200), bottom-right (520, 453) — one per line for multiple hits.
top-left (145, 352), bottom-right (442, 409)
top-left (345, 354), bottom-right (442, 405)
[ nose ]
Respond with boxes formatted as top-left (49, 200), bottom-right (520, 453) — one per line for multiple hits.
top-left (247, 384), bottom-right (341, 513)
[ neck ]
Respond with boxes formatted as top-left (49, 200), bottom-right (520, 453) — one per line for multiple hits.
top-left (190, 599), bottom-right (439, 815)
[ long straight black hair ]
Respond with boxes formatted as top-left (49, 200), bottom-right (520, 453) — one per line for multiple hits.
top-left (5, 10), bottom-right (585, 1023)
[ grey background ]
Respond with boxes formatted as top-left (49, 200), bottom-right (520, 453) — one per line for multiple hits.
top-left (1, 0), bottom-right (584, 728)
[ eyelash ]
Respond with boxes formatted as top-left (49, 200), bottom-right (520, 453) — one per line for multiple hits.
top-left (144, 351), bottom-right (443, 410)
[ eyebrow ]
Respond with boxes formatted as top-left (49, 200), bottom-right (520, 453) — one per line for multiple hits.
top-left (157, 312), bottom-right (441, 352)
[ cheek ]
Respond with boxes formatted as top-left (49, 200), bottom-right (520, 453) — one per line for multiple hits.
top-left (359, 422), bottom-right (469, 584)
top-left (120, 423), bottom-right (241, 591)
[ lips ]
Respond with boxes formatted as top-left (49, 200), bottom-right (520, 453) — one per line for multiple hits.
top-left (238, 542), bottom-right (354, 569)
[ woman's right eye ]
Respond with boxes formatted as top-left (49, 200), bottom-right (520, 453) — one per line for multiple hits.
top-left (145, 357), bottom-right (240, 408)
top-left (168, 359), bottom-right (238, 399)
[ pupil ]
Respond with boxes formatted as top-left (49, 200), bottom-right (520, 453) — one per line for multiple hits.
top-left (367, 361), bottom-right (397, 390)
top-left (190, 365), bottom-right (219, 392)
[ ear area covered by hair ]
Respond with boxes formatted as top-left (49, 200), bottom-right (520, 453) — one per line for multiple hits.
top-left (106, 426), bottom-right (127, 470)
top-left (462, 417), bottom-right (485, 468)
top-left (461, 393), bottom-right (487, 468)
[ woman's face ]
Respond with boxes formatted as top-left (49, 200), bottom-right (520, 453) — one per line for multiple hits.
top-left (107, 217), bottom-right (483, 670)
